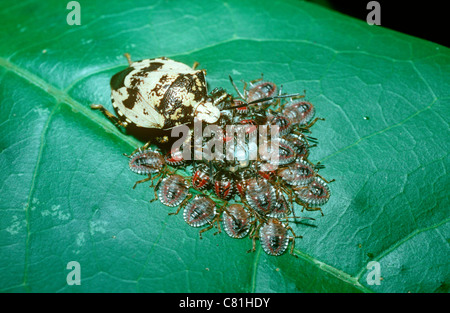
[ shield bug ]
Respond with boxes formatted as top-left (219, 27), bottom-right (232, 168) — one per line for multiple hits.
top-left (282, 101), bottom-right (323, 129)
top-left (247, 81), bottom-right (278, 107)
top-left (241, 75), bottom-right (279, 106)
top-left (294, 176), bottom-right (332, 215)
top-left (234, 168), bottom-right (256, 199)
top-left (278, 159), bottom-right (316, 187)
top-left (227, 75), bottom-right (299, 111)
top-left (222, 204), bottom-right (253, 239)
top-left (191, 163), bottom-right (211, 190)
top-left (164, 146), bottom-right (187, 167)
top-left (213, 170), bottom-right (236, 201)
top-left (91, 54), bottom-right (224, 135)
top-left (284, 133), bottom-right (312, 160)
top-left (183, 195), bottom-right (219, 238)
top-left (267, 114), bottom-right (292, 136)
top-left (269, 193), bottom-right (291, 219)
top-left (245, 178), bottom-right (277, 215)
top-left (127, 148), bottom-right (165, 188)
top-left (264, 138), bottom-right (297, 166)
top-left (155, 174), bottom-right (190, 209)
top-left (254, 218), bottom-right (301, 256)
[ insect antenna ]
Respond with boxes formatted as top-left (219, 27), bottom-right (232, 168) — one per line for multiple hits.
top-left (220, 93), bottom-right (300, 111)
top-left (229, 75), bottom-right (245, 100)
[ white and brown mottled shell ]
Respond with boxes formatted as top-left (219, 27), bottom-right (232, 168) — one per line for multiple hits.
top-left (110, 57), bottom-right (220, 130)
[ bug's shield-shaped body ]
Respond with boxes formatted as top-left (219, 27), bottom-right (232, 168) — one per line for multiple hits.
top-left (259, 218), bottom-right (290, 256)
top-left (157, 174), bottom-right (189, 207)
top-left (245, 178), bottom-right (277, 215)
top-left (283, 101), bottom-right (315, 126)
top-left (128, 149), bottom-right (165, 175)
top-left (284, 133), bottom-right (310, 159)
top-left (247, 81), bottom-right (278, 105)
top-left (267, 115), bottom-right (292, 136)
top-left (294, 176), bottom-right (330, 206)
top-left (183, 196), bottom-right (216, 227)
top-left (213, 170), bottom-right (235, 201)
top-left (222, 204), bottom-right (252, 239)
top-left (269, 193), bottom-right (290, 219)
top-left (191, 163), bottom-right (211, 190)
top-left (234, 168), bottom-right (255, 198)
top-left (264, 138), bottom-right (297, 166)
top-left (110, 57), bottom-right (219, 130)
top-left (278, 159), bottom-right (315, 187)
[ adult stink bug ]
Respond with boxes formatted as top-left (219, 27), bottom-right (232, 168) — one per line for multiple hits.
top-left (91, 54), bottom-right (223, 135)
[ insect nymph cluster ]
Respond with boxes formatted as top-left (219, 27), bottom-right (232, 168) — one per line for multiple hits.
top-left (92, 54), bottom-right (334, 257)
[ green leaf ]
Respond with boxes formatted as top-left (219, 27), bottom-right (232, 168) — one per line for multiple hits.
top-left (1, 0), bottom-right (449, 293)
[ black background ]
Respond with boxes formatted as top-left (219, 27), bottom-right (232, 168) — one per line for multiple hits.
top-left (310, 0), bottom-right (448, 47)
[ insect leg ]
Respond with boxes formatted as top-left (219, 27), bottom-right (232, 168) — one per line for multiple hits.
top-left (132, 175), bottom-right (153, 189)
top-left (302, 205), bottom-right (324, 216)
top-left (168, 193), bottom-right (192, 216)
top-left (123, 53), bottom-right (133, 66)
top-left (91, 104), bottom-right (128, 129)
top-left (250, 73), bottom-right (264, 84)
top-left (247, 234), bottom-right (258, 254)
top-left (200, 214), bottom-right (222, 238)
top-left (150, 176), bottom-right (164, 203)
top-left (229, 75), bottom-right (245, 100)
top-left (302, 117), bottom-right (325, 130)
top-left (315, 173), bottom-right (336, 184)
top-left (286, 225), bottom-right (302, 257)
top-left (124, 141), bottom-right (152, 157)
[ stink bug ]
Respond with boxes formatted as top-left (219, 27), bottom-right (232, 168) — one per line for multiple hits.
top-left (191, 163), bottom-right (211, 190)
top-left (278, 159), bottom-right (316, 187)
top-left (213, 170), bottom-right (236, 201)
top-left (127, 148), bottom-right (165, 189)
top-left (253, 218), bottom-right (302, 256)
top-left (164, 146), bottom-right (187, 167)
top-left (269, 193), bottom-right (291, 219)
top-left (232, 74), bottom-right (279, 106)
top-left (222, 204), bottom-right (253, 239)
top-left (183, 195), bottom-right (220, 239)
top-left (267, 114), bottom-right (292, 136)
top-left (294, 176), bottom-right (332, 215)
top-left (91, 54), bottom-right (228, 141)
top-left (234, 168), bottom-right (256, 198)
top-left (154, 174), bottom-right (191, 209)
top-left (245, 178), bottom-right (277, 215)
top-left (264, 138), bottom-right (297, 166)
top-left (284, 133), bottom-right (312, 159)
top-left (282, 101), bottom-right (324, 130)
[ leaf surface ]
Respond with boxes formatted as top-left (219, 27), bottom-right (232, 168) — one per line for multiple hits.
top-left (0, 0), bottom-right (449, 293)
